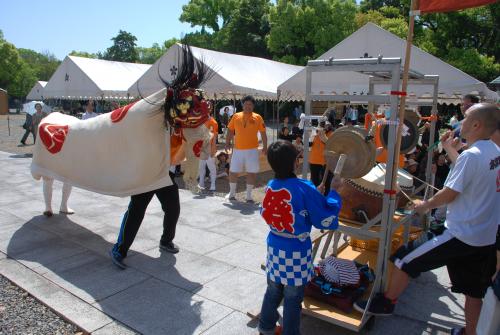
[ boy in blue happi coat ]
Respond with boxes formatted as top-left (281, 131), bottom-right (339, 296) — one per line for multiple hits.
top-left (258, 140), bottom-right (342, 335)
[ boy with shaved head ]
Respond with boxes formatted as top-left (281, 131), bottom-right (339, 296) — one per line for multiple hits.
top-left (355, 103), bottom-right (500, 335)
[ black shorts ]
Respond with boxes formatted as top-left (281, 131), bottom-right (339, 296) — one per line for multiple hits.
top-left (390, 229), bottom-right (496, 299)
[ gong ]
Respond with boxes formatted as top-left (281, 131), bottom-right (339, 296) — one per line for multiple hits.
top-left (324, 126), bottom-right (376, 179)
top-left (380, 113), bottom-right (419, 154)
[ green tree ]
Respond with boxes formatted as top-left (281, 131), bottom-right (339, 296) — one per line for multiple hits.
top-left (180, 0), bottom-right (238, 32)
top-left (137, 43), bottom-right (165, 64)
top-left (18, 48), bottom-right (60, 81)
top-left (0, 40), bottom-right (36, 97)
top-left (69, 50), bottom-right (98, 58)
top-left (446, 48), bottom-right (500, 83)
top-left (355, 7), bottom-right (408, 38)
top-left (419, 4), bottom-right (499, 61)
top-left (217, 0), bottom-right (271, 57)
top-left (163, 38), bottom-right (180, 50)
top-left (267, 0), bottom-right (358, 65)
top-left (104, 30), bottom-right (138, 62)
top-left (359, 0), bottom-right (410, 15)
top-left (183, 31), bottom-right (217, 50)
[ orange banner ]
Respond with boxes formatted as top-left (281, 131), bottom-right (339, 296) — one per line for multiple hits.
top-left (419, 0), bottom-right (498, 13)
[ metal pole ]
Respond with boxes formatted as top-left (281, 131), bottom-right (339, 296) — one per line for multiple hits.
top-left (276, 90), bottom-right (281, 143)
top-left (424, 78), bottom-right (439, 227)
top-left (301, 66), bottom-right (312, 178)
top-left (377, 63), bottom-right (401, 293)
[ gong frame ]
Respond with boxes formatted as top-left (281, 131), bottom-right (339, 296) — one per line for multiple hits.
top-left (299, 57), bottom-right (439, 332)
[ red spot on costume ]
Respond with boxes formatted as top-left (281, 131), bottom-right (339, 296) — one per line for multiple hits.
top-left (262, 188), bottom-right (295, 233)
top-left (39, 123), bottom-right (69, 154)
top-left (110, 102), bottom-right (136, 123)
top-left (192, 140), bottom-right (203, 157)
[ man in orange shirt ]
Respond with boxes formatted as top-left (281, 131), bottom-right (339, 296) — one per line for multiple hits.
top-left (225, 95), bottom-right (267, 202)
top-left (198, 103), bottom-right (218, 191)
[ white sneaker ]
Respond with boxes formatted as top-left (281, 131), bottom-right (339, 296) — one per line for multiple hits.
top-left (60, 207), bottom-right (75, 214)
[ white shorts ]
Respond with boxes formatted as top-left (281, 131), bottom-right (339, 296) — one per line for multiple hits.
top-left (230, 149), bottom-right (260, 173)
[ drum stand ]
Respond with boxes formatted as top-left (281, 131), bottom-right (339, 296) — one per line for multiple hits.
top-left (303, 57), bottom-right (439, 332)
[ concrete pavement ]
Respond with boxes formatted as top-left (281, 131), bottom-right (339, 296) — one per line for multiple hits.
top-left (0, 150), bottom-right (465, 334)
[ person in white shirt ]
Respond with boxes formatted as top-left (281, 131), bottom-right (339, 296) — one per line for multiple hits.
top-left (354, 103), bottom-right (500, 335)
top-left (345, 105), bottom-right (358, 125)
top-left (449, 111), bottom-right (460, 128)
top-left (82, 100), bottom-right (98, 120)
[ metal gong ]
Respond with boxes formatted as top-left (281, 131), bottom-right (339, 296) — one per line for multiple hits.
top-left (380, 112), bottom-right (419, 154)
top-left (324, 126), bottom-right (376, 179)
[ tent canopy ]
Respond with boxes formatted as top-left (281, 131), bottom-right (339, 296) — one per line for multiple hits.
top-left (279, 23), bottom-right (498, 103)
top-left (43, 56), bottom-right (151, 100)
top-left (128, 43), bottom-right (303, 101)
top-left (26, 81), bottom-right (47, 100)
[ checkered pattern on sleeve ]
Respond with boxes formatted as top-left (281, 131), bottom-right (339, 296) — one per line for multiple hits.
top-left (266, 246), bottom-right (313, 286)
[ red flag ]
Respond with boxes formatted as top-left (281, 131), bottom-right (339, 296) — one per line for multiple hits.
top-left (419, 0), bottom-right (498, 13)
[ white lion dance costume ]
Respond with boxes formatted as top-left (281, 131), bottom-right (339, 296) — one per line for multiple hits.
top-left (31, 45), bottom-right (212, 268)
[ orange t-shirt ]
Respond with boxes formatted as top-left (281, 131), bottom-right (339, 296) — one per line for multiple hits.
top-left (205, 117), bottom-right (218, 143)
top-left (170, 131), bottom-right (184, 165)
top-left (365, 114), bottom-right (404, 167)
top-left (228, 112), bottom-right (266, 150)
top-left (205, 117), bottom-right (218, 135)
top-left (309, 130), bottom-right (332, 165)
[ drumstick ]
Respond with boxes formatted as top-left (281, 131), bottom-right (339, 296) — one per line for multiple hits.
top-left (399, 187), bottom-right (416, 205)
top-left (334, 154), bottom-right (347, 177)
top-left (411, 174), bottom-right (440, 192)
top-left (321, 151), bottom-right (342, 186)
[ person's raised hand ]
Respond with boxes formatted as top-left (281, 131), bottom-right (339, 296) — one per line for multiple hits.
top-left (317, 183), bottom-right (325, 194)
top-left (441, 130), bottom-right (463, 152)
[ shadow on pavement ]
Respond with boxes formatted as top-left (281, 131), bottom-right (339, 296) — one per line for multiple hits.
top-left (7, 215), bottom-right (204, 335)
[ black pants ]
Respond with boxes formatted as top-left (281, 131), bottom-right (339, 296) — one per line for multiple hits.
top-left (309, 164), bottom-right (333, 195)
top-left (113, 173), bottom-right (180, 258)
top-left (310, 164), bottom-right (323, 187)
top-left (21, 128), bottom-right (35, 143)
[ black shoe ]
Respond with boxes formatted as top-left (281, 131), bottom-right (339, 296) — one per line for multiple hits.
top-left (450, 328), bottom-right (465, 335)
top-left (159, 241), bottom-right (179, 254)
top-left (353, 293), bottom-right (395, 316)
top-left (109, 249), bottom-right (127, 270)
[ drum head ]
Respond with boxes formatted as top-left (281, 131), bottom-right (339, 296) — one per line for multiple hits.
top-left (380, 117), bottom-right (419, 154)
top-left (324, 126), bottom-right (376, 179)
top-left (355, 163), bottom-right (414, 194)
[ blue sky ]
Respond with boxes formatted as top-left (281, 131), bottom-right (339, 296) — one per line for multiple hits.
top-left (2, 0), bottom-right (363, 60)
top-left (1, 0), bottom-right (197, 59)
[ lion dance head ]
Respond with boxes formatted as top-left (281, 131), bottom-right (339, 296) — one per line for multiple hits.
top-left (161, 45), bottom-right (213, 180)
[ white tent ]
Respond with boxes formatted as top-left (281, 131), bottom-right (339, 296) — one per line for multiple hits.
top-left (26, 81), bottom-right (47, 100)
top-left (128, 43), bottom-right (303, 100)
top-left (279, 23), bottom-right (498, 103)
top-left (43, 56), bottom-right (151, 100)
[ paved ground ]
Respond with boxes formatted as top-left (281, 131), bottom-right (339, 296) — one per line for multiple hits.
top-left (0, 149), bottom-right (470, 335)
